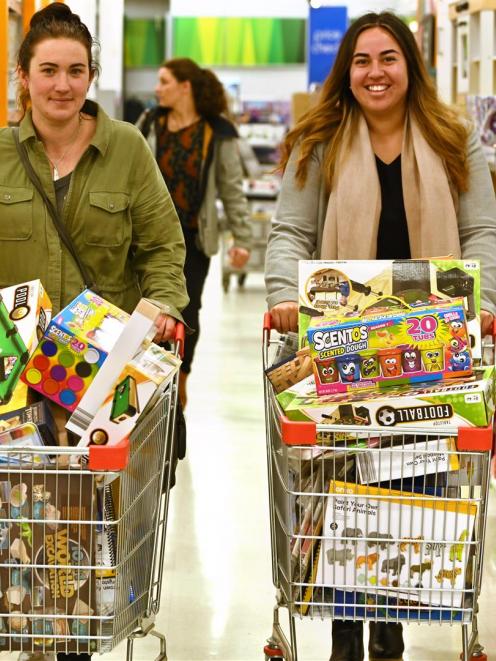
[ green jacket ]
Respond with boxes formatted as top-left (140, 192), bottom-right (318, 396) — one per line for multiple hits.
top-left (0, 101), bottom-right (189, 318)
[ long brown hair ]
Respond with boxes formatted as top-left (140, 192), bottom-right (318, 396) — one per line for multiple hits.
top-left (162, 58), bottom-right (228, 119)
top-left (16, 2), bottom-right (98, 117)
top-left (281, 11), bottom-right (469, 193)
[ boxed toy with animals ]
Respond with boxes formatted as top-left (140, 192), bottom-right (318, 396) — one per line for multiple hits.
top-left (307, 298), bottom-right (472, 395)
top-left (298, 259), bottom-right (481, 360)
top-left (314, 480), bottom-right (476, 608)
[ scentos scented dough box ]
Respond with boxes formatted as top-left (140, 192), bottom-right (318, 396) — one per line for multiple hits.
top-left (21, 291), bottom-right (129, 412)
top-left (307, 299), bottom-right (472, 395)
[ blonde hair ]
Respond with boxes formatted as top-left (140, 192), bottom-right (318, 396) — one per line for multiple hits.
top-left (280, 12), bottom-right (469, 194)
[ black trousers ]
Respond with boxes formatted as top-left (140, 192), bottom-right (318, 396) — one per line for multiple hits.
top-left (181, 228), bottom-right (211, 374)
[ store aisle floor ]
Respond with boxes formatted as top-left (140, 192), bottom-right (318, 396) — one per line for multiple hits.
top-left (91, 256), bottom-right (495, 661)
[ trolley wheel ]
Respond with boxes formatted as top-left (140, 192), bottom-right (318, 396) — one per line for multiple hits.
top-left (222, 274), bottom-right (230, 293)
top-left (238, 273), bottom-right (247, 288)
top-left (264, 642), bottom-right (284, 659)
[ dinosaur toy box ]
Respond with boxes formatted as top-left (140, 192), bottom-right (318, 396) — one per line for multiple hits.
top-left (298, 259), bottom-right (481, 360)
top-left (276, 367), bottom-right (494, 432)
top-left (307, 300), bottom-right (472, 395)
top-left (314, 480), bottom-right (476, 608)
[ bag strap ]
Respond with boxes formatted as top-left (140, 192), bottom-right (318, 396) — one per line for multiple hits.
top-left (12, 127), bottom-right (99, 294)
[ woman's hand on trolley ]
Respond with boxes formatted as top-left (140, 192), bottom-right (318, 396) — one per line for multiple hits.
top-left (270, 301), bottom-right (298, 334)
top-left (228, 246), bottom-right (250, 269)
top-left (154, 313), bottom-right (177, 343)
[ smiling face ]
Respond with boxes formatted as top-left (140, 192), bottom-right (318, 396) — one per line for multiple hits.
top-left (349, 27), bottom-right (408, 120)
top-left (19, 38), bottom-right (92, 126)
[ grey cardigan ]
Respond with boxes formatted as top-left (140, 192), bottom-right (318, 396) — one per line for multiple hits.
top-left (137, 110), bottom-right (252, 257)
top-left (265, 128), bottom-right (496, 315)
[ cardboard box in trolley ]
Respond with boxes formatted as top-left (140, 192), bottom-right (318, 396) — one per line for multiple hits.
top-left (0, 280), bottom-right (52, 413)
top-left (276, 366), bottom-right (494, 432)
top-left (298, 259), bottom-right (481, 359)
top-left (307, 300), bottom-right (472, 395)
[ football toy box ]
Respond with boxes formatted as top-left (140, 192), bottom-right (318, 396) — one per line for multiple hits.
top-left (21, 290), bottom-right (129, 412)
top-left (277, 367), bottom-right (494, 432)
top-left (0, 280), bottom-right (52, 413)
top-left (298, 259), bottom-right (481, 359)
top-left (307, 300), bottom-right (472, 395)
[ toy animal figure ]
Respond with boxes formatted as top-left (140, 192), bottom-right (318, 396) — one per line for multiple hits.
top-left (326, 547), bottom-right (353, 566)
top-left (449, 530), bottom-right (469, 562)
top-left (342, 527), bottom-right (363, 545)
top-left (356, 553), bottom-right (378, 570)
top-left (409, 561), bottom-right (432, 579)
top-left (435, 567), bottom-right (462, 586)
top-left (426, 542), bottom-right (446, 558)
top-left (399, 536), bottom-right (424, 554)
top-left (19, 521), bottom-right (32, 548)
top-left (367, 532), bottom-right (395, 550)
top-left (381, 555), bottom-right (406, 576)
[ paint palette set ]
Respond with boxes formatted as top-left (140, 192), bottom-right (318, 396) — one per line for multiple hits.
top-left (21, 291), bottom-right (129, 412)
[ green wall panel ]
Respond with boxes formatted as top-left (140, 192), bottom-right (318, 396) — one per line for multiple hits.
top-left (124, 18), bottom-right (166, 68)
top-left (172, 17), bottom-right (306, 66)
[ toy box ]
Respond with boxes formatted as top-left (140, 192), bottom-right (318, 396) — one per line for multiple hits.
top-left (0, 400), bottom-right (58, 463)
top-left (307, 300), bottom-right (472, 395)
top-left (277, 366), bottom-right (494, 432)
top-left (71, 342), bottom-right (180, 449)
top-left (0, 280), bottom-right (52, 413)
top-left (298, 259), bottom-right (481, 359)
top-left (66, 299), bottom-right (169, 439)
top-left (0, 471), bottom-right (95, 653)
top-left (21, 290), bottom-right (129, 412)
top-left (314, 481), bottom-right (476, 608)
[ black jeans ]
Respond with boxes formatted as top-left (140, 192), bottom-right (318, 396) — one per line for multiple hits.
top-left (57, 654), bottom-right (91, 660)
top-left (181, 227), bottom-right (211, 374)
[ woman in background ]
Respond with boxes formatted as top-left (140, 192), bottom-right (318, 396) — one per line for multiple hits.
top-left (138, 58), bottom-right (252, 408)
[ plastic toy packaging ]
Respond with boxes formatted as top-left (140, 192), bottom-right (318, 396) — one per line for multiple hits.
top-left (307, 298), bottom-right (472, 395)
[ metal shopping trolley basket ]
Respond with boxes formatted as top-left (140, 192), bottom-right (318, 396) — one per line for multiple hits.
top-left (0, 324), bottom-right (185, 660)
top-left (262, 313), bottom-right (495, 661)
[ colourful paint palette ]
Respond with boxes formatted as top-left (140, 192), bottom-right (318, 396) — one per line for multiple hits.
top-left (21, 333), bottom-right (106, 411)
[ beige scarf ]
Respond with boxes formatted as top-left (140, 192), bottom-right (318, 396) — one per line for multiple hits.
top-left (320, 112), bottom-right (461, 260)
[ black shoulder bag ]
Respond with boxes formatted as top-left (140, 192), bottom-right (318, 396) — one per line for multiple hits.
top-left (12, 128), bottom-right (100, 295)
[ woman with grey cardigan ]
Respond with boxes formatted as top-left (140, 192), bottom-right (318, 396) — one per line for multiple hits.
top-left (265, 11), bottom-right (495, 661)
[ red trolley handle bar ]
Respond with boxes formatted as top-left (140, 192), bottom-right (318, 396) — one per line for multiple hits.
top-left (174, 321), bottom-right (185, 359)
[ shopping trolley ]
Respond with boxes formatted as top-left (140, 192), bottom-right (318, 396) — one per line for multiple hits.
top-left (263, 313), bottom-right (494, 661)
top-left (0, 323), bottom-right (185, 660)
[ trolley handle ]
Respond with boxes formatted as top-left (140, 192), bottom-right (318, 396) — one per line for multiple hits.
top-left (173, 321), bottom-right (185, 359)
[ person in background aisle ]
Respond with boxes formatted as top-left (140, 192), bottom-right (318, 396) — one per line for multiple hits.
top-left (265, 11), bottom-right (496, 661)
top-left (0, 3), bottom-right (189, 661)
top-left (137, 58), bottom-right (252, 409)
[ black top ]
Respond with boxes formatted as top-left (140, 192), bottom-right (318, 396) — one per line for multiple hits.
top-left (375, 154), bottom-right (411, 259)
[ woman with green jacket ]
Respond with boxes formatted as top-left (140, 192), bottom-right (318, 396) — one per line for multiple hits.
top-left (0, 3), bottom-right (188, 346)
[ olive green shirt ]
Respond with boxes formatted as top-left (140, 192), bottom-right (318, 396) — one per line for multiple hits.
top-left (0, 101), bottom-right (188, 318)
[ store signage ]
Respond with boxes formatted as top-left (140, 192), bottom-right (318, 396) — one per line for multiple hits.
top-left (308, 6), bottom-right (348, 87)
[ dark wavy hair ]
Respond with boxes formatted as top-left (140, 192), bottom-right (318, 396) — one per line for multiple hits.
top-left (17, 2), bottom-right (99, 116)
top-left (280, 11), bottom-right (469, 193)
top-left (161, 58), bottom-right (228, 118)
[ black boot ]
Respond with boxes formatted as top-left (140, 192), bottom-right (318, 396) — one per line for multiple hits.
top-left (330, 620), bottom-right (364, 661)
top-left (368, 622), bottom-right (404, 660)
